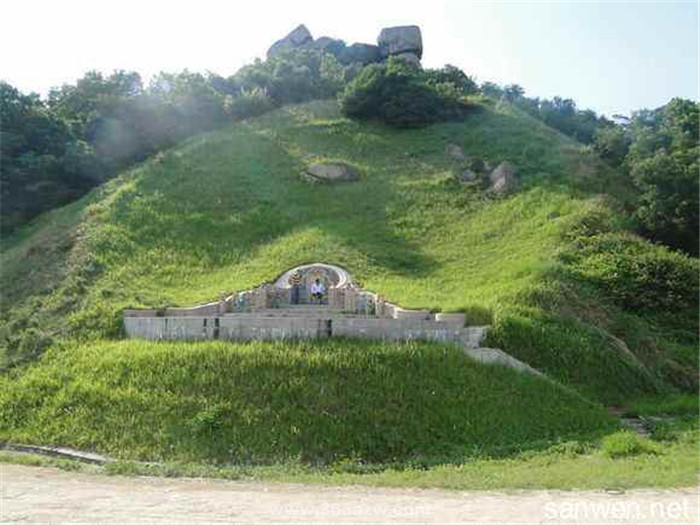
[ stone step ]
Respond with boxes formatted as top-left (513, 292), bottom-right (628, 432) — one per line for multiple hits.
top-left (224, 310), bottom-right (367, 319)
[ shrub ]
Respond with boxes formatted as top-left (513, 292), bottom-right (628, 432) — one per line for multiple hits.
top-left (233, 49), bottom-right (345, 105)
top-left (601, 431), bottom-right (659, 458)
top-left (15, 327), bottom-right (54, 361)
top-left (565, 232), bottom-right (699, 313)
top-left (339, 59), bottom-right (468, 127)
top-left (227, 89), bottom-right (275, 120)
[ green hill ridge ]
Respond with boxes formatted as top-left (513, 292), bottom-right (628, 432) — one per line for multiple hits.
top-left (0, 99), bottom-right (697, 464)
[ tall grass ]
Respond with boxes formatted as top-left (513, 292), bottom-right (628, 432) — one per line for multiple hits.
top-left (0, 339), bottom-right (615, 463)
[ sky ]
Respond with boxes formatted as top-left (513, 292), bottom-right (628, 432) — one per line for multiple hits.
top-left (1, 0), bottom-right (697, 117)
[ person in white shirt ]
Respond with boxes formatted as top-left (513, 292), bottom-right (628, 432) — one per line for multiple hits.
top-left (310, 278), bottom-right (326, 304)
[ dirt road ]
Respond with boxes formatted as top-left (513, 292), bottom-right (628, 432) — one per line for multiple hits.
top-left (1, 463), bottom-right (697, 524)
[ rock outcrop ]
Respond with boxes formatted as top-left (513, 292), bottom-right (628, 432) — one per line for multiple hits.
top-left (302, 162), bottom-right (361, 183)
top-left (459, 169), bottom-right (479, 183)
top-left (306, 36), bottom-right (344, 54)
top-left (377, 25), bottom-right (423, 59)
top-left (267, 24), bottom-right (423, 67)
top-left (445, 143), bottom-right (466, 161)
top-left (393, 52), bottom-right (421, 68)
top-left (488, 162), bottom-right (518, 194)
top-left (339, 43), bottom-right (381, 65)
top-left (267, 24), bottom-right (314, 58)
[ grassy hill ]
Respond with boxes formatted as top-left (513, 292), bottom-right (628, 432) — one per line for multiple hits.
top-left (0, 99), bottom-right (697, 465)
top-left (0, 339), bottom-right (614, 464)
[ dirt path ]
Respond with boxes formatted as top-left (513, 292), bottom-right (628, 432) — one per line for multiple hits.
top-left (1, 463), bottom-right (697, 524)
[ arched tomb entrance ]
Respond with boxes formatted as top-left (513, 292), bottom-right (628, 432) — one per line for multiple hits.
top-left (122, 262), bottom-right (484, 346)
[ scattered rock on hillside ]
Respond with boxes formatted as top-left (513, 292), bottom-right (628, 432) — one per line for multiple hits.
top-left (488, 161), bottom-right (518, 194)
top-left (445, 143), bottom-right (466, 161)
top-left (267, 24), bottom-right (314, 58)
top-left (378, 25), bottom-right (423, 59)
top-left (459, 169), bottom-right (479, 183)
top-left (469, 158), bottom-right (486, 173)
top-left (339, 43), bottom-right (381, 65)
top-left (302, 162), bottom-right (361, 183)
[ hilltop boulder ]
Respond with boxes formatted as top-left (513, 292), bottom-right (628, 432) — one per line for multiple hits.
top-left (393, 52), bottom-right (422, 68)
top-left (302, 162), bottom-right (361, 183)
top-left (267, 24), bottom-right (314, 58)
top-left (378, 25), bottom-right (423, 59)
top-left (307, 36), bottom-right (345, 55)
top-left (339, 43), bottom-right (381, 65)
top-left (488, 161), bottom-right (518, 194)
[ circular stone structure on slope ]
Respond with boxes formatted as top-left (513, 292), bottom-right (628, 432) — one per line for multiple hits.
top-left (274, 263), bottom-right (353, 289)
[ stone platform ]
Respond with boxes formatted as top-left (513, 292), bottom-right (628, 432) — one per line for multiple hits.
top-left (124, 304), bottom-right (487, 348)
top-left (121, 263), bottom-right (545, 375)
top-left (123, 263), bottom-right (487, 347)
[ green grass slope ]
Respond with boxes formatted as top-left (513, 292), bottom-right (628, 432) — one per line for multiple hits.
top-left (0, 339), bottom-right (614, 463)
top-left (1, 100), bottom-right (697, 407)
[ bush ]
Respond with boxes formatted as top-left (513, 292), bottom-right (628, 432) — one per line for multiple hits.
top-left (339, 59), bottom-right (469, 127)
top-left (233, 49), bottom-right (345, 106)
top-left (15, 327), bottom-right (54, 361)
top-left (227, 89), bottom-right (275, 120)
top-left (565, 232), bottom-right (699, 313)
top-left (601, 431), bottom-right (659, 458)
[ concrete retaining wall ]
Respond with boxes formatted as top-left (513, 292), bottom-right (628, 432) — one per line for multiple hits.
top-left (123, 316), bottom-right (488, 348)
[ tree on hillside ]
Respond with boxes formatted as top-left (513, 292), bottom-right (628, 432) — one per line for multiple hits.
top-left (626, 99), bottom-right (699, 255)
top-left (231, 49), bottom-right (345, 105)
top-left (339, 58), bottom-right (468, 127)
top-left (425, 65), bottom-right (479, 95)
top-left (0, 81), bottom-right (94, 232)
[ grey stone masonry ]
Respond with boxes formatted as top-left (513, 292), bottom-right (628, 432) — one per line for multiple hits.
top-left (122, 263), bottom-right (542, 375)
top-left (123, 263), bottom-right (478, 342)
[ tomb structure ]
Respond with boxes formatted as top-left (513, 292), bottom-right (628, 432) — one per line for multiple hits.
top-left (123, 263), bottom-right (487, 347)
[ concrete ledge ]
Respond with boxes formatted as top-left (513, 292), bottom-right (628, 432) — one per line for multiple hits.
top-left (463, 347), bottom-right (542, 375)
top-left (124, 316), bottom-right (489, 348)
top-left (393, 309), bottom-right (431, 321)
top-left (124, 302), bottom-right (221, 318)
top-left (435, 313), bottom-right (466, 326)
top-left (0, 442), bottom-right (111, 464)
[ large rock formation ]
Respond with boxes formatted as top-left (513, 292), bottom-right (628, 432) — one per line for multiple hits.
top-left (339, 43), bottom-right (381, 65)
top-left (266, 24), bottom-right (423, 68)
top-left (306, 36), bottom-right (344, 54)
top-left (267, 24), bottom-right (313, 59)
top-left (377, 25), bottom-right (423, 59)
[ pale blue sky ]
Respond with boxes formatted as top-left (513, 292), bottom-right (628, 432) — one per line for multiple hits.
top-left (2, 0), bottom-right (697, 117)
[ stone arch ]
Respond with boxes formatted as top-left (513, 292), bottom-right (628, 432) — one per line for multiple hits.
top-left (273, 263), bottom-right (353, 289)
top-left (273, 263), bottom-right (354, 305)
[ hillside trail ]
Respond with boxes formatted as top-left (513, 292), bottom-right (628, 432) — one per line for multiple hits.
top-left (2, 463), bottom-right (698, 524)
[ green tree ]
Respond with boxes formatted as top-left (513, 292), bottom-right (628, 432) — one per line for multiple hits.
top-left (340, 58), bottom-right (467, 127)
top-left (626, 98), bottom-right (699, 255)
top-left (425, 65), bottom-right (478, 95)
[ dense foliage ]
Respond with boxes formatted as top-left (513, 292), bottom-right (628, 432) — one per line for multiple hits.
top-left (339, 59), bottom-right (476, 127)
top-left (623, 99), bottom-right (699, 255)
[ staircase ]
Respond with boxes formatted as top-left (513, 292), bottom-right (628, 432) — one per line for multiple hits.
top-left (225, 305), bottom-right (369, 319)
